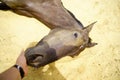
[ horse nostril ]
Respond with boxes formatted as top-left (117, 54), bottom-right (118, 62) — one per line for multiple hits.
top-left (31, 54), bottom-right (43, 61)
top-left (25, 53), bottom-right (44, 67)
top-left (33, 55), bottom-right (43, 62)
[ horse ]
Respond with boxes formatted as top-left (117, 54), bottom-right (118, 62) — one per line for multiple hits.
top-left (0, 0), bottom-right (97, 68)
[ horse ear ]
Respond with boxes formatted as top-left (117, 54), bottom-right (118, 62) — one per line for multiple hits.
top-left (84, 21), bottom-right (97, 34)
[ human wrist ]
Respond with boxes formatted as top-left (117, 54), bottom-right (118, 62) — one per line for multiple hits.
top-left (16, 50), bottom-right (28, 76)
top-left (13, 64), bottom-right (25, 79)
top-left (15, 63), bottom-right (28, 76)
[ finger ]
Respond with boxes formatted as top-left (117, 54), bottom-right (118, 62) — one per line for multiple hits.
top-left (20, 49), bottom-right (25, 56)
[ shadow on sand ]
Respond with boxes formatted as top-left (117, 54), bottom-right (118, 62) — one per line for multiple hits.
top-left (24, 63), bottom-right (66, 80)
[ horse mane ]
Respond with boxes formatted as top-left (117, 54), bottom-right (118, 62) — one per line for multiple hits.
top-left (0, 2), bottom-right (11, 10)
top-left (67, 10), bottom-right (84, 27)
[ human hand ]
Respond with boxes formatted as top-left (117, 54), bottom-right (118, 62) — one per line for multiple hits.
top-left (16, 50), bottom-right (28, 76)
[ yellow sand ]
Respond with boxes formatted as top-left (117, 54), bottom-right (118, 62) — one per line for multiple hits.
top-left (0, 0), bottom-right (120, 80)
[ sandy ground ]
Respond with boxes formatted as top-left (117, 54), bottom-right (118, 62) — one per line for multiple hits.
top-left (0, 0), bottom-right (120, 80)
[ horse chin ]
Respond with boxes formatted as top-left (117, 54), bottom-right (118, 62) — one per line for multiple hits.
top-left (29, 62), bottom-right (41, 68)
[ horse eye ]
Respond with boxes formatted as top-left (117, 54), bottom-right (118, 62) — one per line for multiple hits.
top-left (74, 33), bottom-right (78, 38)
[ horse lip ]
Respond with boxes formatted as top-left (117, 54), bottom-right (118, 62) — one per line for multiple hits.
top-left (28, 62), bottom-right (40, 68)
top-left (25, 47), bottom-right (34, 57)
